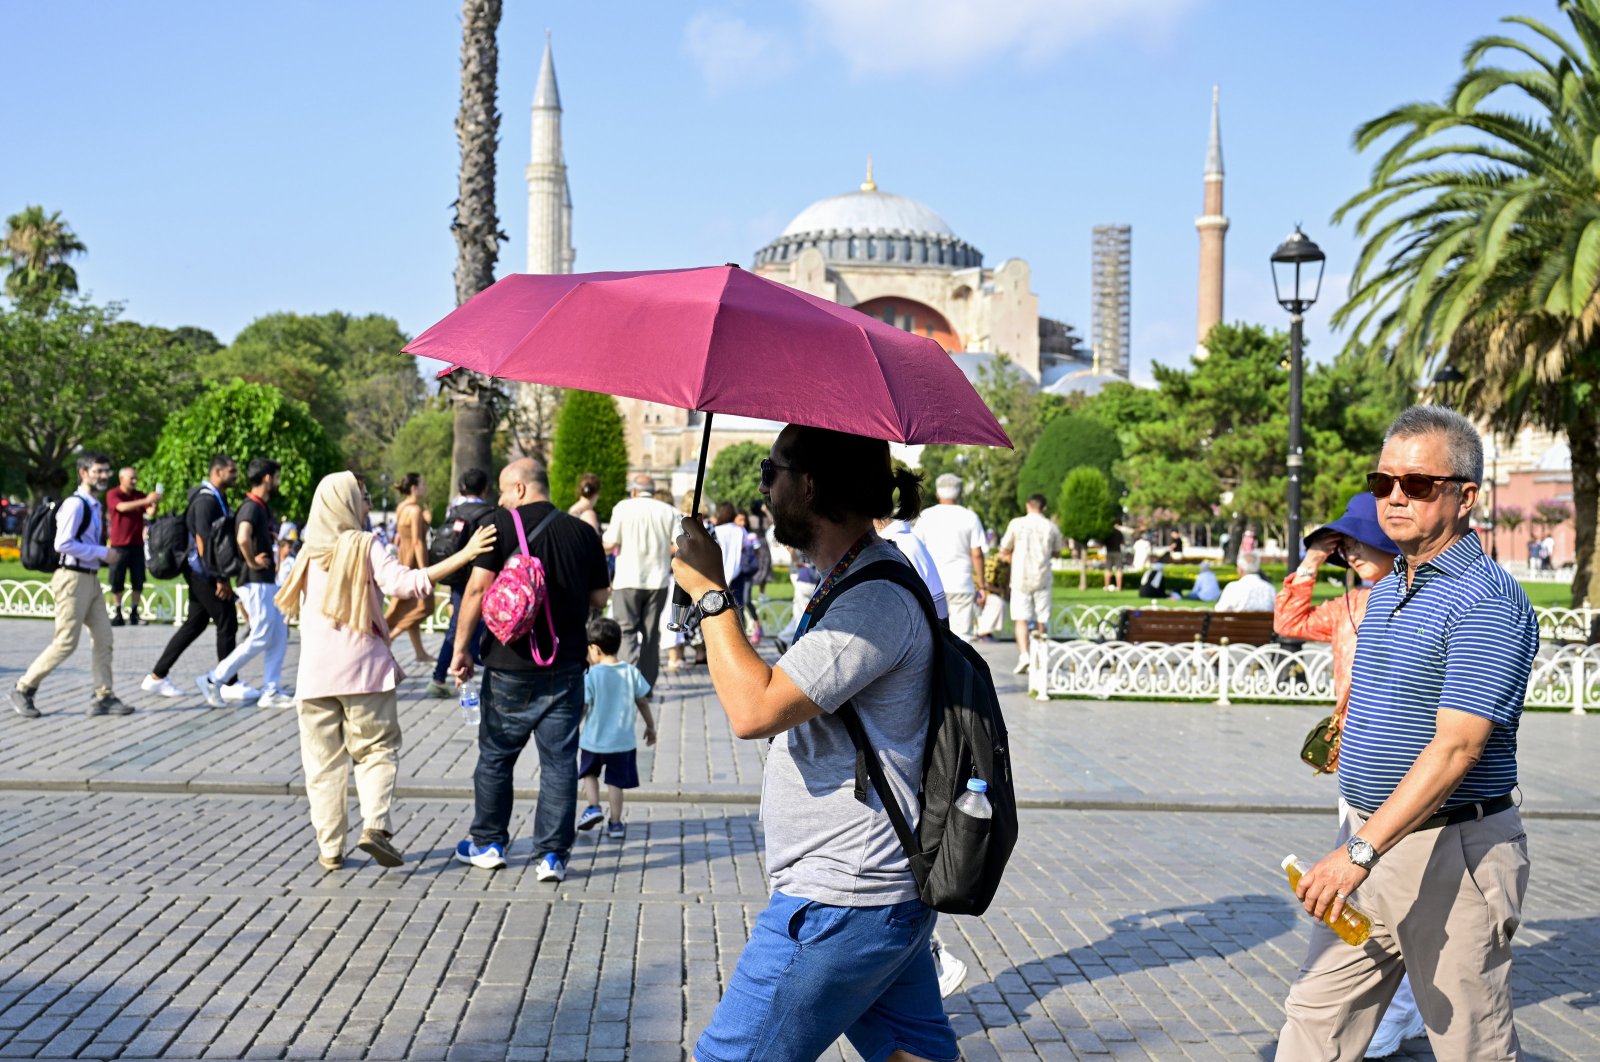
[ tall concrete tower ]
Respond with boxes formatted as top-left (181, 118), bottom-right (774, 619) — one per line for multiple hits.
top-left (526, 34), bottom-right (573, 274)
top-left (1091, 224), bottom-right (1132, 379)
top-left (1195, 85), bottom-right (1228, 356)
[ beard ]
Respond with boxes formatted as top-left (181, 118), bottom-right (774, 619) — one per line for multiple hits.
top-left (771, 499), bottom-right (818, 554)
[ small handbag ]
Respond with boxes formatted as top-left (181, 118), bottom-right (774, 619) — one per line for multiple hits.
top-left (1300, 715), bottom-right (1340, 774)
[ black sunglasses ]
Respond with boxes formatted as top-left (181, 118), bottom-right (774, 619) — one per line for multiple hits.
top-left (1366, 472), bottom-right (1472, 500)
top-left (760, 458), bottom-right (798, 490)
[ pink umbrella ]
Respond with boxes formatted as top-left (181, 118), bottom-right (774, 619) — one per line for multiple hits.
top-left (405, 265), bottom-right (1010, 447)
top-left (403, 264), bottom-right (1012, 625)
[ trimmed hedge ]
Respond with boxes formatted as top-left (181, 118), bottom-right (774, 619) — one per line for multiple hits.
top-left (1052, 561), bottom-right (1294, 594)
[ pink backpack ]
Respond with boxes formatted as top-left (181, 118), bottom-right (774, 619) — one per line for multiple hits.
top-left (481, 508), bottom-right (563, 666)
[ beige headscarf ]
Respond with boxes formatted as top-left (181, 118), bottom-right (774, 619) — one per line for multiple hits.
top-left (274, 470), bottom-right (379, 633)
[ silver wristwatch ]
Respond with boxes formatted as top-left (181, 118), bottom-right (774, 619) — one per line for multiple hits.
top-left (696, 589), bottom-right (733, 618)
top-left (1346, 836), bottom-right (1379, 870)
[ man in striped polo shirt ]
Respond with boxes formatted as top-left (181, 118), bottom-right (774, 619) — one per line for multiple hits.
top-left (1278, 406), bottom-right (1536, 1061)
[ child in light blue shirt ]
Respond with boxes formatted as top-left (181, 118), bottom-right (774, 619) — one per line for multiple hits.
top-left (578, 617), bottom-right (656, 840)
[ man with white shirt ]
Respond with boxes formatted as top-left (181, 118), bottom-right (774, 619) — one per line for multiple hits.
top-left (912, 473), bottom-right (989, 640)
top-left (604, 474), bottom-right (680, 689)
top-left (876, 516), bottom-right (949, 623)
top-left (1214, 551), bottom-right (1276, 612)
top-left (999, 494), bottom-right (1064, 673)
top-left (711, 502), bottom-right (747, 608)
top-left (11, 453), bottom-right (132, 718)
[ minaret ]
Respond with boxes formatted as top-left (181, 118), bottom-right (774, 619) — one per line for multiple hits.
top-left (526, 33), bottom-right (572, 274)
top-left (1195, 85), bottom-right (1228, 356)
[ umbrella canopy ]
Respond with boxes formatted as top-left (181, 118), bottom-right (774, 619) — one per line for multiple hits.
top-left (403, 265), bottom-right (1011, 448)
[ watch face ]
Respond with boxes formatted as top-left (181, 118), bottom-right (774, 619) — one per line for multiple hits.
top-left (1349, 838), bottom-right (1376, 866)
top-left (701, 590), bottom-right (727, 615)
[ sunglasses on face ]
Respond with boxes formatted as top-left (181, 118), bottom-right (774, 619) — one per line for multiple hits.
top-left (760, 458), bottom-right (798, 490)
top-left (1366, 472), bottom-right (1472, 501)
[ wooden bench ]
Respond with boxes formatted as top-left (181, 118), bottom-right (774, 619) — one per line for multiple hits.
top-left (1116, 608), bottom-right (1278, 646)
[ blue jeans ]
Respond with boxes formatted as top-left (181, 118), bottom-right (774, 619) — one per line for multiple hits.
top-left (695, 890), bottom-right (957, 1062)
top-left (470, 663), bottom-right (584, 859)
top-left (432, 586), bottom-right (485, 683)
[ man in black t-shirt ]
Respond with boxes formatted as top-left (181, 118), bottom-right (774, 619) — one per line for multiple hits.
top-left (144, 454), bottom-right (241, 700)
top-left (449, 458), bottom-right (610, 882)
top-left (201, 458), bottom-right (293, 708)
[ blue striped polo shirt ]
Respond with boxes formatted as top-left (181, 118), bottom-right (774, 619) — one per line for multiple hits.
top-left (1338, 533), bottom-right (1538, 813)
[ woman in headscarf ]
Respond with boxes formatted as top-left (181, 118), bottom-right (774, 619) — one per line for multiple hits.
top-left (1275, 491), bottom-right (1423, 1054)
top-left (384, 471), bottom-right (433, 667)
top-left (276, 471), bottom-right (495, 872)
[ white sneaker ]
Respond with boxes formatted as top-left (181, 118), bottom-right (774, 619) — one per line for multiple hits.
top-left (1365, 1007), bottom-right (1427, 1058)
top-left (220, 683), bottom-right (261, 703)
top-left (194, 674), bottom-right (225, 708)
top-left (141, 675), bottom-right (183, 697)
top-left (933, 942), bottom-right (968, 998)
top-left (534, 853), bottom-right (567, 882)
top-left (1012, 657), bottom-right (1030, 675)
top-left (257, 690), bottom-right (296, 708)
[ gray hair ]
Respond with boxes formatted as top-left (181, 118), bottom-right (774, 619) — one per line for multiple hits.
top-left (935, 473), bottom-right (963, 501)
top-left (631, 474), bottom-right (656, 496)
top-left (1384, 405), bottom-right (1484, 483)
top-left (1237, 551), bottom-right (1261, 575)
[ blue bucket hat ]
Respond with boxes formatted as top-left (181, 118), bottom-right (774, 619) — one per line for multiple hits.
top-left (1304, 492), bottom-right (1399, 568)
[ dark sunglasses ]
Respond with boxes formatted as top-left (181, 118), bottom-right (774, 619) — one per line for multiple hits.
top-left (760, 458), bottom-right (798, 490)
top-left (1366, 472), bottom-right (1472, 500)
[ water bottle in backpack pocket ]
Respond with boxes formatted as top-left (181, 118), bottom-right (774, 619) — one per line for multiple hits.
top-left (480, 507), bottom-right (564, 666)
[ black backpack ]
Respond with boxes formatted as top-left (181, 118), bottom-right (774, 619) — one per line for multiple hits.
top-left (185, 486), bottom-right (243, 581)
top-left (147, 514), bottom-right (190, 580)
top-left (809, 559), bottom-right (1019, 916)
top-left (21, 498), bottom-right (91, 573)
top-left (428, 500), bottom-right (494, 589)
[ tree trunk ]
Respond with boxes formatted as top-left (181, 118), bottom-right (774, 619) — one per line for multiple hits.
top-left (1077, 545), bottom-right (1087, 591)
top-left (1222, 512), bottom-right (1246, 566)
top-left (450, 0), bottom-right (503, 488)
top-left (1568, 407), bottom-right (1600, 629)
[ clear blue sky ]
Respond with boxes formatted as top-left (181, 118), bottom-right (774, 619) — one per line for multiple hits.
top-left (4, 0), bottom-right (1536, 382)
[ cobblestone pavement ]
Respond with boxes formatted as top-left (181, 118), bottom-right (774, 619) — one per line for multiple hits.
top-left (1, 619), bottom-right (1597, 1059)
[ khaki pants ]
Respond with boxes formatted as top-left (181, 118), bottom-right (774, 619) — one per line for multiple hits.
top-left (297, 691), bottom-right (402, 858)
top-left (19, 568), bottom-right (114, 697)
top-left (1277, 804), bottom-right (1529, 1061)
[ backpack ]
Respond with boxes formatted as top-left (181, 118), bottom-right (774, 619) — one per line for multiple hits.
top-left (481, 507), bottom-right (564, 666)
top-left (427, 500), bottom-right (494, 589)
top-left (146, 514), bottom-right (190, 580)
top-left (186, 485), bottom-right (242, 581)
top-left (808, 559), bottom-right (1019, 916)
top-left (21, 497), bottom-right (91, 573)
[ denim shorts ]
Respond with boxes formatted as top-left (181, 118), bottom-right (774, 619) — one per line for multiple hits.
top-left (694, 890), bottom-right (958, 1062)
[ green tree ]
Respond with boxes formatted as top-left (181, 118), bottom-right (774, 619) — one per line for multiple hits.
top-left (705, 441), bottom-right (768, 512)
top-left (2, 205), bottom-right (86, 310)
top-left (1497, 505), bottom-right (1527, 552)
top-left (1056, 466), bottom-right (1116, 590)
top-left (0, 298), bottom-right (195, 499)
top-left (1016, 411), bottom-right (1122, 512)
top-left (143, 380), bottom-right (342, 523)
top-left (201, 312), bottom-right (422, 473)
top-left (548, 390), bottom-right (629, 522)
top-left (447, 0), bottom-right (507, 489)
top-left (386, 404), bottom-right (457, 525)
top-left (1332, 0), bottom-right (1600, 606)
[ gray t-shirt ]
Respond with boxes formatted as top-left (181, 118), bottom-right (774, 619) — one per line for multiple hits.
top-left (769, 541), bottom-right (933, 905)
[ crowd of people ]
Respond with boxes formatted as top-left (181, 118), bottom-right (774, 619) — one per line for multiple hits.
top-left (3, 402), bottom-right (1541, 1060)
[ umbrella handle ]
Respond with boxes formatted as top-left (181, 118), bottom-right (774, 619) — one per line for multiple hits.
top-left (667, 411), bottom-right (716, 633)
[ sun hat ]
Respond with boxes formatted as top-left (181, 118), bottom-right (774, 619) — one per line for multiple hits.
top-left (1304, 492), bottom-right (1399, 568)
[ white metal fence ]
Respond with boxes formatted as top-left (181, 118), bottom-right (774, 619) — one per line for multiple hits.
top-left (1027, 634), bottom-right (1594, 714)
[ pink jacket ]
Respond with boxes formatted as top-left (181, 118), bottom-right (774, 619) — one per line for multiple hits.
top-left (293, 540), bottom-right (434, 700)
top-left (1274, 575), bottom-right (1370, 725)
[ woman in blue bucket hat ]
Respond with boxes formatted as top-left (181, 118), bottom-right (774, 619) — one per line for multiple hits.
top-left (1276, 492), bottom-right (1425, 1055)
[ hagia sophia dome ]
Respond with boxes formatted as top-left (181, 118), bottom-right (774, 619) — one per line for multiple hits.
top-left (754, 163), bottom-right (985, 271)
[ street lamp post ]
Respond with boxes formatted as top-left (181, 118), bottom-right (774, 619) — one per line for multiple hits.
top-left (1432, 363), bottom-right (1465, 408)
top-left (1271, 227), bottom-right (1326, 571)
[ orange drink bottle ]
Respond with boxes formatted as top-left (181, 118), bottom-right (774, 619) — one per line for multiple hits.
top-left (1282, 855), bottom-right (1372, 946)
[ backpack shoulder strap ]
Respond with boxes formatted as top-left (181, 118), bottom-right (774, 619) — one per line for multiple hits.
top-left (811, 556), bottom-right (946, 868)
top-left (510, 507), bottom-right (564, 558)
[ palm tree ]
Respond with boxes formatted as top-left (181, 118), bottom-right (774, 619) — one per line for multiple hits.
top-left (1334, 0), bottom-right (1600, 608)
top-left (449, 0), bottom-right (503, 487)
top-left (1, 205), bottom-right (86, 309)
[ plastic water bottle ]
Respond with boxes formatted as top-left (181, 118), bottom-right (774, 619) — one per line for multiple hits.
top-left (954, 778), bottom-right (992, 820)
top-left (459, 680), bottom-right (481, 726)
top-left (1282, 855), bottom-right (1372, 946)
